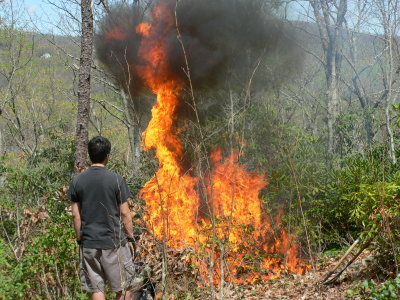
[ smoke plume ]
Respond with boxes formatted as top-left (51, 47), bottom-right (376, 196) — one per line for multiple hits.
top-left (95, 0), bottom-right (302, 104)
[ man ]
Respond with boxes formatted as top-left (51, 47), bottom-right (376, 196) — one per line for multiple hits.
top-left (68, 136), bottom-right (135, 300)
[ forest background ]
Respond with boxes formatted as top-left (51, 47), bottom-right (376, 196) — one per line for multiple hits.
top-left (1, 0), bottom-right (400, 299)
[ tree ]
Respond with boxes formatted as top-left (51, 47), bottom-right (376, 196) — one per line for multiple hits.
top-left (342, 0), bottom-right (377, 145)
top-left (47, 0), bottom-right (147, 168)
top-left (371, 0), bottom-right (400, 164)
top-left (75, 0), bottom-right (94, 170)
top-left (0, 2), bottom-right (37, 157)
top-left (309, 0), bottom-right (348, 158)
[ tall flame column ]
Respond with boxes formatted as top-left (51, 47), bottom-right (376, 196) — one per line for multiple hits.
top-left (136, 10), bottom-right (199, 248)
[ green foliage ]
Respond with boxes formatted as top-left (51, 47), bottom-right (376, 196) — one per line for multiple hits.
top-left (0, 239), bottom-right (14, 298)
top-left (349, 182), bottom-right (400, 231)
top-left (345, 276), bottom-right (400, 299)
top-left (1, 136), bottom-right (74, 211)
top-left (297, 146), bottom-right (400, 249)
top-left (1, 210), bottom-right (81, 299)
top-left (0, 137), bottom-right (82, 298)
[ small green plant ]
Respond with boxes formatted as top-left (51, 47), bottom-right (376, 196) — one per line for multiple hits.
top-left (345, 275), bottom-right (400, 299)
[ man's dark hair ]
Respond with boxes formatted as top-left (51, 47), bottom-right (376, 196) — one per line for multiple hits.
top-left (88, 136), bottom-right (111, 163)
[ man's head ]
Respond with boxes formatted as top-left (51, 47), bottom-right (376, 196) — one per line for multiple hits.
top-left (88, 136), bottom-right (111, 164)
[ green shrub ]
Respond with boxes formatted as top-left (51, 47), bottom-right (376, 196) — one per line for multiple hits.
top-left (346, 276), bottom-right (400, 299)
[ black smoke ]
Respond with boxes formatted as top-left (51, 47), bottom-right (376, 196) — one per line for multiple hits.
top-left (95, 4), bottom-right (145, 94)
top-left (95, 0), bottom-right (302, 106)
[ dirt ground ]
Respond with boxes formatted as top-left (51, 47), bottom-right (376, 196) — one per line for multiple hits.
top-left (160, 252), bottom-right (375, 299)
top-left (213, 252), bottom-right (374, 300)
top-left (137, 233), bottom-right (375, 299)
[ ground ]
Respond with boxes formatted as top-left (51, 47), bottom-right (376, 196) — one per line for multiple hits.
top-left (136, 233), bottom-right (375, 299)
top-left (215, 251), bottom-right (375, 300)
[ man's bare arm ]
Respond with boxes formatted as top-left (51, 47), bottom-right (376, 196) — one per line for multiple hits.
top-left (120, 200), bottom-right (134, 239)
top-left (71, 202), bottom-right (81, 241)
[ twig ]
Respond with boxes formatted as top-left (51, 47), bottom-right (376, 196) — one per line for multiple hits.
top-left (0, 208), bottom-right (19, 261)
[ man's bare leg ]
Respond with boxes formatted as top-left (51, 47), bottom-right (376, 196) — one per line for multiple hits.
top-left (115, 289), bottom-right (132, 300)
top-left (92, 291), bottom-right (106, 300)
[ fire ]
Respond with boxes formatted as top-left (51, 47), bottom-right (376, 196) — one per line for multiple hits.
top-left (134, 0), bottom-right (309, 284)
top-left (136, 3), bottom-right (198, 248)
top-left (136, 23), bottom-right (151, 37)
top-left (199, 150), bottom-right (306, 284)
top-left (208, 149), bottom-right (264, 233)
top-left (105, 27), bottom-right (126, 41)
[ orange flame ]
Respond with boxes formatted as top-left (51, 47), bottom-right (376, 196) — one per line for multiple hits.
top-left (105, 27), bottom-right (126, 41)
top-left (136, 0), bottom-right (309, 283)
top-left (136, 3), bottom-right (198, 248)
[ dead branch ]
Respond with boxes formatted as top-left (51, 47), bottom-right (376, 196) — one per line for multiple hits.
top-left (321, 232), bottom-right (378, 285)
top-left (320, 238), bottom-right (359, 284)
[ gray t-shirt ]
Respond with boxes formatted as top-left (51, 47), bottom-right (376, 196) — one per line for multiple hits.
top-left (68, 166), bottom-right (132, 249)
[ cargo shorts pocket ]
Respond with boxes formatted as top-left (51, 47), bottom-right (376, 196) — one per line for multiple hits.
top-left (121, 243), bottom-right (135, 288)
top-left (105, 243), bottom-right (135, 292)
top-left (80, 247), bottom-right (106, 293)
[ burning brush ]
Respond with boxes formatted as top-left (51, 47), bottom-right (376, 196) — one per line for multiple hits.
top-left (96, 0), bottom-right (309, 286)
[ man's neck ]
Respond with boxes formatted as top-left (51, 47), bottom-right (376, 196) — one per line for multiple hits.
top-left (91, 155), bottom-right (109, 167)
top-left (91, 163), bottom-right (106, 167)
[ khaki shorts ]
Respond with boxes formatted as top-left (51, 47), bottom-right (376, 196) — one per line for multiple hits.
top-left (79, 243), bottom-right (135, 293)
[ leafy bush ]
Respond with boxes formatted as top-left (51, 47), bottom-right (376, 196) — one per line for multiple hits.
top-left (0, 137), bottom-right (83, 298)
top-left (301, 146), bottom-right (400, 248)
top-left (346, 276), bottom-right (400, 299)
top-left (0, 209), bottom-right (82, 299)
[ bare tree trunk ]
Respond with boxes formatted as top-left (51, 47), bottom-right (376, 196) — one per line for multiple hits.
top-left (121, 89), bottom-right (142, 170)
top-left (385, 105), bottom-right (396, 164)
top-left (0, 126), bottom-right (3, 155)
top-left (75, 0), bottom-right (93, 170)
top-left (384, 35), bottom-right (397, 165)
top-left (343, 11), bottom-right (376, 146)
top-left (326, 73), bottom-right (339, 156)
top-left (133, 120), bottom-right (141, 166)
top-left (310, 0), bottom-right (347, 158)
top-left (121, 89), bottom-right (136, 163)
top-left (374, 0), bottom-right (399, 164)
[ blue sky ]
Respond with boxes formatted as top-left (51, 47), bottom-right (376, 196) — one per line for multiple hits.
top-left (18, 0), bottom-right (379, 36)
top-left (20, 0), bottom-right (314, 33)
top-left (21, 0), bottom-right (311, 34)
top-left (22, 0), bottom-right (65, 34)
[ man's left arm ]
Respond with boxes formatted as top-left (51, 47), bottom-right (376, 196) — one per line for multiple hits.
top-left (120, 200), bottom-right (134, 240)
top-left (117, 176), bottom-right (134, 240)
top-left (71, 202), bottom-right (82, 242)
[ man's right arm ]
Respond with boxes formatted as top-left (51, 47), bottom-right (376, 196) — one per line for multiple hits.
top-left (71, 202), bottom-right (81, 242)
top-left (68, 178), bottom-right (82, 243)
top-left (120, 200), bottom-right (134, 239)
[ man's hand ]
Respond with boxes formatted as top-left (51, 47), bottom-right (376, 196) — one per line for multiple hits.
top-left (127, 236), bottom-right (137, 259)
